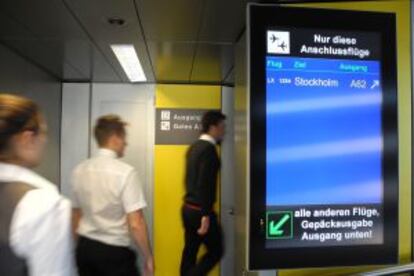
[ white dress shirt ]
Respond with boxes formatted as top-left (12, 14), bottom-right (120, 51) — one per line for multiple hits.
top-left (0, 162), bottom-right (74, 276)
top-left (200, 134), bottom-right (216, 145)
top-left (71, 148), bottom-right (147, 247)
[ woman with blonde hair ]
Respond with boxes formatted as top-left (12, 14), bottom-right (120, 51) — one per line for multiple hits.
top-left (0, 94), bottom-right (73, 276)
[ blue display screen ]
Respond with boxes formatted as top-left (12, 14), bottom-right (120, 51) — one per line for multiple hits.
top-left (266, 56), bottom-right (382, 206)
top-left (251, 8), bottom-right (397, 265)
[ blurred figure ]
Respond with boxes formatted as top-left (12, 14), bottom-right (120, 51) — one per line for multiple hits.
top-left (0, 94), bottom-right (73, 276)
top-left (71, 115), bottom-right (154, 276)
top-left (180, 111), bottom-right (226, 276)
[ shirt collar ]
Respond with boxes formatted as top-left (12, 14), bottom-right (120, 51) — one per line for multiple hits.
top-left (199, 134), bottom-right (216, 145)
top-left (97, 148), bottom-right (118, 159)
top-left (0, 162), bottom-right (58, 191)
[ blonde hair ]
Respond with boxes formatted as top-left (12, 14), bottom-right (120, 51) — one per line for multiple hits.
top-left (0, 94), bottom-right (41, 153)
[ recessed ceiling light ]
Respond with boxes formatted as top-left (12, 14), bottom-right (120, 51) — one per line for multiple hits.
top-left (110, 44), bottom-right (146, 82)
top-left (107, 17), bottom-right (126, 26)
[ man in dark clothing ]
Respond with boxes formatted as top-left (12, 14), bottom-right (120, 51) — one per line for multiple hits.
top-left (180, 111), bottom-right (226, 276)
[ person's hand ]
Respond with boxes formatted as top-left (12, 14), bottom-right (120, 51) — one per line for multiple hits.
top-left (143, 256), bottom-right (154, 276)
top-left (197, 216), bottom-right (210, 235)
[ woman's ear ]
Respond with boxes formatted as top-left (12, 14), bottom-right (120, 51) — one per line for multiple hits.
top-left (14, 130), bottom-right (37, 148)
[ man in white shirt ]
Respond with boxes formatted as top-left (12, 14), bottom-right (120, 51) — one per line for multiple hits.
top-left (71, 115), bottom-right (154, 276)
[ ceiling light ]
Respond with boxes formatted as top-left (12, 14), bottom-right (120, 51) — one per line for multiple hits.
top-left (107, 17), bottom-right (126, 26)
top-left (110, 44), bottom-right (146, 82)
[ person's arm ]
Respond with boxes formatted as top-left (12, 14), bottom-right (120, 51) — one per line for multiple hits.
top-left (70, 169), bottom-right (82, 238)
top-left (122, 169), bottom-right (154, 275)
top-left (72, 208), bottom-right (82, 239)
top-left (197, 216), bottom-right (210, 236)
top-left (197, 147), bottom-right (218, 235)
top-left (10, 190), bottom-right (74, 276)
top-left (127, 210), bottom-right (154, 275)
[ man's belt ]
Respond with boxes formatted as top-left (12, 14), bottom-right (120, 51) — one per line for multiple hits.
top-left (184, 202), bottom-right (202, 211)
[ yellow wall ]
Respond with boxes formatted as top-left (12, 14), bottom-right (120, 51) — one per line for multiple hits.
top-left (279, 1), bottom-right (412, 275)
top-left (154, 85), bottom-right (222, 276)
top-left (153, 2), bottom-right (412, 275)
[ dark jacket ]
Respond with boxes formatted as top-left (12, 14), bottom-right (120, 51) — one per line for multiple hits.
top-left (184, 140), bottom-right (220, 215)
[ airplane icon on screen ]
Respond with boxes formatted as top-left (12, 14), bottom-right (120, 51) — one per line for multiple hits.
top-left (267, 31), bottom-right (290, 54)
top-left (270, 34), bottom-right (279, 43)
top-left (278, 41), bottom-right (287, 51)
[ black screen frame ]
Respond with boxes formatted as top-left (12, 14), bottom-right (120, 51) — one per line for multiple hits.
top-left (248, 5), bottom-right (399, 270)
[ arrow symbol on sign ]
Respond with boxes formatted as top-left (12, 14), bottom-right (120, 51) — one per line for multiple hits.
top-left (269, 214), bottom-right (290, 236)
top-left (370, 80), bottom-right (380, 89)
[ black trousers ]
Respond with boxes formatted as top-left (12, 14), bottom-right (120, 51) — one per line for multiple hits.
top-left (180, 207), bottom-right (224, 276)
top-left (76, 236), bottom-right (139, 276)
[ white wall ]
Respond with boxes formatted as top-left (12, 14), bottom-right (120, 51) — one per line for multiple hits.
top-left (0, 43), bottom-right (62, 184)
top-left (221, 85), bottom-right (236, 275)
top-left (234, 32), bottom-right (258, 276)
top-left (61, 83), bottom-right (91, 197)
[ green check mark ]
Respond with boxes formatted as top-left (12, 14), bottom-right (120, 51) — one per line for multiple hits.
top-left (269, 214), bottom-right (290, 236)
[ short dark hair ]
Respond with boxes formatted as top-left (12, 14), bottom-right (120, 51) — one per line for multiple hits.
top-left (94, 114), bottom-right (127, 146)
top-left (201, 111), bottom-right (226, 133)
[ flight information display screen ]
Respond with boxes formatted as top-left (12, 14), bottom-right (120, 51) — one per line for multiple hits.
top-left (249, 6), bottom-right (398, 270)
top-left (265, 31), bottom-right (383, 248)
